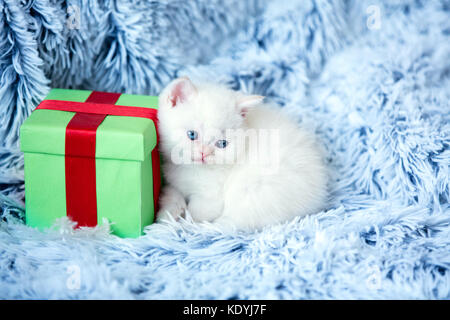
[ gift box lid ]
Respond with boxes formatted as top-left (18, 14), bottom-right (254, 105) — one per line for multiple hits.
top-left (20, 89), bottom-right (158, 161)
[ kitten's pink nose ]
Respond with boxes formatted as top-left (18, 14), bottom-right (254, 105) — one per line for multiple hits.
top-left (201, 146), bottom-right (214, 159)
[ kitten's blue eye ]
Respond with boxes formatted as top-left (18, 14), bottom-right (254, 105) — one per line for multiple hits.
top-left (215, 140), bottom-right (228, 149)
top-left (187, 130), bottom-right (198, 140)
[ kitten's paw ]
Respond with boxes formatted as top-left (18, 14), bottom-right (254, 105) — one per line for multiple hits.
top-left (187, 196), bottom-right (223, 222)
top-left (156, 205), bottom-right (186, 222)
top-left (213, 214), bottom-right (258, 232)
top-left (212, 216), bottom-right (238, 231)
top-left (156, 186), bottom-right (187, 223)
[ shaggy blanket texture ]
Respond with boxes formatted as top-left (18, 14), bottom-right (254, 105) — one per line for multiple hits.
top-left (0, 0), bottom-right (449, 299)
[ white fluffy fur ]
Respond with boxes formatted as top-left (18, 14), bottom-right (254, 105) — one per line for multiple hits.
top-left (156, 77), bottom-right (328, 230)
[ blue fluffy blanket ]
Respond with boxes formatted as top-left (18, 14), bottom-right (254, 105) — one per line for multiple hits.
top-left (0, 0), bottom-right (449, 299)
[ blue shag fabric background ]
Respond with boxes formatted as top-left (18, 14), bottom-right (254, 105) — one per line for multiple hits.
top-left (0, 0), bottom-right (449, 299)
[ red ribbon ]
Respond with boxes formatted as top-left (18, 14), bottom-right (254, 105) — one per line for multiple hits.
top-left (35, 91), bottom-right (161, 227)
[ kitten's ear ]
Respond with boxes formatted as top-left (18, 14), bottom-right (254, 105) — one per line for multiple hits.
top-left (236, 95), bottom-right (265, 117)
top-left (160, 77), bottom-right (197, 108)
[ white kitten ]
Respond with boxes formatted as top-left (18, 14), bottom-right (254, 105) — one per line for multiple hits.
top-left (156, 77), bottom-right (328, 231)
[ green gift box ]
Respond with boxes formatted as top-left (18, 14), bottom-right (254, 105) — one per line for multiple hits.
top-left (20, 89), bottom-right (161, 238)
